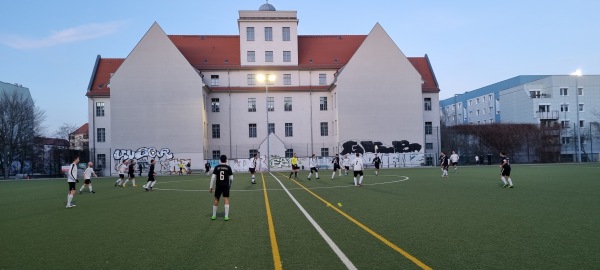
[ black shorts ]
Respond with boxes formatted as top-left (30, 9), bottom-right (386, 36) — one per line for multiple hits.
top-left (333, 164), bottom-right (340, 171)
top-left (249, 168), bottom-right (256, 174)
top-left (452, 162), bottom-right (458, 166)
top-left (119, 174), bottom-right (125, 179)
top-left (353, 171), bottom-right (364, 177)
top-left (68, 182), bottom-right (76, 191)
top-left (374, 164), bottom-right (380, 169)
top-left (442, 165), bottom-right (449, 170)
top-left (344, 166), bottom-right (350, 170)
top-left (147, 175), bottom-right (155, 182)
top-left (501, 167), bottom-right (511, 177)
top-left (310, 167), bottom-right (318, 173)
top-left (84, 179), bottom-right (91, 184)
top-left (214, 184), bottom-right (230, 199)
top-left (128, 172), bottom-right (135, 178)
top-left (292, 164), bottom-right (299, 170)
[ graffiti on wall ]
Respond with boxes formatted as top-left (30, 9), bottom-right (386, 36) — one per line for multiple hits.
top-left (340, 140), bottom-right (422, 155)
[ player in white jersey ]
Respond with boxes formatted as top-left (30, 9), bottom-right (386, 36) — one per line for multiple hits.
top-left (249, 153), bottom-right (259, 184)
top-left (114, 160), bottom-right (127, 187)
top-left (352, 153), bottom-right (364, 187)
top-left (450, 150), bottom-right (460, 173)
top-left (342, 154), bottom-right (351, 176)
top-left (66, 156), bottom-right (80, 208)
top-left (79, 162), bottom-right (97, 194)
top-left (307, 154), bottom-right (320, 180)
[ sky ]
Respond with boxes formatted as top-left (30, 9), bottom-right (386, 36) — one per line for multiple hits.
top-left (1, 0), bottom-right (599, 136)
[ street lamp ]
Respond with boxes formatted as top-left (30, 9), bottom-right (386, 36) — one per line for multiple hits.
top-left (570, 69), bottom-right (582, 162)
top-left (257, 73), bottom-right (276, 171)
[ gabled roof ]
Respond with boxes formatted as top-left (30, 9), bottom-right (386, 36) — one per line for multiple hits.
top-left (35, 137), bottom-right (69, 147)
top-left (408, 55), bottom-right (441, 93)
top-left (87, 33), bottom-right (438, 96)
top-left (71, 123), bottom-right (89, 135)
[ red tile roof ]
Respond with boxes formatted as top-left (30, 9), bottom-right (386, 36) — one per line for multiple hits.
top-left (71, 123), bottom-right (89, 135)
top-left (408, 55), bottom-right (440, 93)
top-left (87, 34), bottom-right (439, 96)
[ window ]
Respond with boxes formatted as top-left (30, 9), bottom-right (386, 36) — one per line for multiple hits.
top-left (211, 75), bottom-right (219, 86)
top-left (212, 124), bottom-right (220, 139)
top-left (319, 74), bottom-right (327, 85)
top-left (249, 149), bottom-right (259, 159)
top-left (212, 150), bottom-right (221, 160)
top-left (97, 128), bottom-right (105, 142)
top-left (425, 143), bottom-right (433, 150)
top-left (285, 149), bottom-right (293, 158)
top-left (320, 122), bottom-right (328, 136)
top-left (580, 120), bottom-right (585, 128)
top-left (247, 74), bottom-right (256, 85)
top-left (489, 94), bottom-right (493, 100)
top-left (97, 154), bottom-right (106, 169)
top-left (320, 97), bottom-right (328, 111)
top-left (96, 102), bottom-right (105, 117)
top-left (249, 124), bottom-right (257, 138)
top-left (247, 51), bottom-right (255, 62)
top-left (282, 27), bottom-right (290, 41)
top-left (283, 51), bottom-right (291, 62)
top-left (476, 98), bottom-right (480, 104)
top-left (483, 108), bottom-right (487, 114)
top-left (321, 148), bottom-right (329, 157)
top-left (246, 27), bottom-right (255, 41)
top-left (476, 110), bottom-right (480, 116)
top-left (468, 100), bottom-right (473, 106)
top-left (211, 98), bottom-right (220, 112)
top-left (483, 96), bottom-right (486, 102)
top-left (489, 107), bottom-right (493, 114)
top-left (490, 119), bottom-right (494, 123)
top-left (425, 122), bottom-right (432, 135)
top-left (561, 104), bottom-right (569, 112)
top-left (283, 74), bottom-right (291, 85)
top-left (561, 120), bottom-right (570, 128)
top-left (579, 103), bottom-right (584, 112)
top-left (560, 88), bottom-right (568, 96)
top-left (248, 98), bottom-right (256, 112)
top-left (267, 97), bottom-right (274, 112)
top-left (285, 123), bottom-right (293, 137)
top-left (578, 87), bottom-right (583, 96)
top-left (268, 123), bottom-right (275, 134)
top-left (562, 137), bottom-right (570, 144)
top-left (424, 98), bottom-right (432, 111)
top-left (284, 97), bottom-right (292, 111)
top-left (265, 51), bottom-right (273, 62)
top-left (264, 27), bottom-right (272, 41)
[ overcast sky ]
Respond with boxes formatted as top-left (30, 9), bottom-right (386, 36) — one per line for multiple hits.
top-left (1, 0), bottom-right (598, 135)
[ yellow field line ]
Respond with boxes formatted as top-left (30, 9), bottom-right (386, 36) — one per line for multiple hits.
top-left (277, 172), bottom-right (432, 270)
top-left (261, 173), bottom-right (282, 270)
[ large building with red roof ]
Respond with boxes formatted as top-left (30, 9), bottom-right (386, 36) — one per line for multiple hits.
top-left (86, 3), bottom-right (441, 174)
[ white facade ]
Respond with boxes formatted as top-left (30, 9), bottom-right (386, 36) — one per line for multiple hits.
top-left (87, 5), bottom-right (441, 175)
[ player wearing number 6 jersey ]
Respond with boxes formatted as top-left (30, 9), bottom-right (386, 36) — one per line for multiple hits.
top-left (353, 153), bottom-right (364, 187)
top-left (210, 155), bottom-right (234, 221)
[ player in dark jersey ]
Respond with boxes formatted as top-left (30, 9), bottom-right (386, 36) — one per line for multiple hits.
top-left (439, 152), bottom-right (449, 177)
top-left (123, 160), bottom-right (136, 187)
top-left (373, 154), bottom-right (382, 176)
top-left (143, 160), bottom-right (157, 191)
top-left (204, 161), bottom-right (211, 176)
top-left (499, 152), bottom-right (514, 188)
top-left (210, 155), bottom-right (234, 221)
top-left (331, 154), bottom-right (341, 179)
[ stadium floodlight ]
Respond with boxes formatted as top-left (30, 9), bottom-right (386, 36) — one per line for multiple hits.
top-left (258, 73), bottom-right (276, 171)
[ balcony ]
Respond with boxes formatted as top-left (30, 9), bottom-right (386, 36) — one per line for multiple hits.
top-left (537, 110), bottom-right (559, 120)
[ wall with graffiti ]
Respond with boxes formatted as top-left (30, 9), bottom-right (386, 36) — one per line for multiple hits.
top-left (112, 147), bottom-right (193, 174)
top-left (204, 152), bottom-right (423, 173)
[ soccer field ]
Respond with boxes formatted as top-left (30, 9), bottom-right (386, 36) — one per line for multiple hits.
top-left (1, 164), bottom-right (599, 269)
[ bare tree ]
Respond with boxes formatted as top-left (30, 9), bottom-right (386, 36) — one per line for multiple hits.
top-left (0, 91), bottom-right (45, 179)
top-left (54, 123), bottom-right (79, 142)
